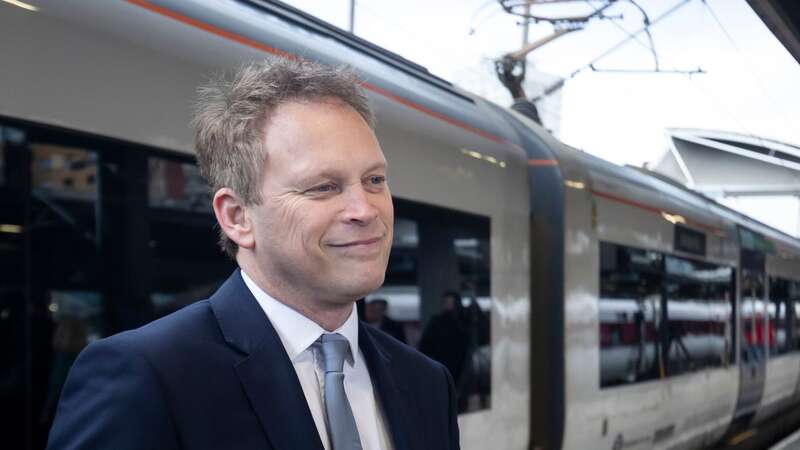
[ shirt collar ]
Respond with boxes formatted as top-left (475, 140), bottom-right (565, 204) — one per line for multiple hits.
top-left (241, 270), bottom-right (359, 366)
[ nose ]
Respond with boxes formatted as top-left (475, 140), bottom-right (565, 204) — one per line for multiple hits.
top-left (343, 185), bottom-right (379, 225)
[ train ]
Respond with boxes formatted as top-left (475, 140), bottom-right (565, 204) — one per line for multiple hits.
top-left (1, 1), bottom-right (799, 449)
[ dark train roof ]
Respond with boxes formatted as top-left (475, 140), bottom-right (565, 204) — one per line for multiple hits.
top-left (748, 0), bottom-right (800, 64)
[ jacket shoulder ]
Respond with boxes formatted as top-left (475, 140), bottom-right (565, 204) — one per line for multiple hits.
top-left (101, 300), bottom-right (221, 363)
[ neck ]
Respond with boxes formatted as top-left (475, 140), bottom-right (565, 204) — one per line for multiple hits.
top-left (239, 260), bottom-right (354, 332)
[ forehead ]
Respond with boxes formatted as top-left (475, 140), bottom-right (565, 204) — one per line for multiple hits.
top-left (266, 98), bottom-right (368, 142)
top-left (262, 98), bottom-right (385, 175)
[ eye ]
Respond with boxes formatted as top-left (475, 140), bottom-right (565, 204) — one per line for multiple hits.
top-left (367, 175), bottom-right (386, 186)
top-left (305, 183), bottom-right (338, 195)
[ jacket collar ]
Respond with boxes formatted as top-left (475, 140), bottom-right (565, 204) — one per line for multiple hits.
top-left (210, 270), bottom-right (414, 450)
top-left (359, 323), bottom-right (413, 450)
top-left (210, 270), bottom-right (324, 450)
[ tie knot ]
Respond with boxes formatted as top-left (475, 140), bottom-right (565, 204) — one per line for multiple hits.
top-left (317, 333), bottom-right (350, 373)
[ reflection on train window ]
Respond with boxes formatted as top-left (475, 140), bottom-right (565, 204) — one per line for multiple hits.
top-left (0, 127), bottom-right (26, 450)
top-left (796, 299), bottom-right (800, 350)
top-left (367, 199), bottom-right (491, 414)
top-left (147, 156), bottom-right (234, 317)
top-left (599, 243), bottom-right (664, 387)
top-left (599, 242), bottom-right (735, 388)
top-left (741, 266), bottom-right (766, 363)
top-left (29, 143), bottom-right (104, 446)
top-left (148, 157), bottom-right (211, 213)
top-left (33, 145), bottom-right (98, 197)
top-left (664, 256), bottom-right (733, 375)
top-left (769, 277), bottom-right (800, 356)
top-left (0, 135), bottom-right (5, 186)
top-left (3, 124), bottom-right (237, 449)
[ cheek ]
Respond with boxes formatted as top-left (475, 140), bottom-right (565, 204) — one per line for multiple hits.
top-left (274, 199), bottom-right (331, 250)
top-left (378, 192), bottom-right (394, 224)
top-left (263, 198), bottom-right (308, 246)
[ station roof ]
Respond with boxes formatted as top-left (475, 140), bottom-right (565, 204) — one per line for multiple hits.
top-left (748, 0), bottom-right (800, 64)
top-left (654, 128), bottom-right (800, 197)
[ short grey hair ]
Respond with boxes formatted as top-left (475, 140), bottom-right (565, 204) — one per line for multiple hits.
top-left (192, 58), bottom-right (375, 258)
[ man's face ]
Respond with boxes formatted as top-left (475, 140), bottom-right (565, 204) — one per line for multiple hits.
top-left (248, 98), bottom-right (393, 308)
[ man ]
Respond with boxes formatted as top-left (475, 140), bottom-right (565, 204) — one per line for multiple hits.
top-left (47, 59), bottom-right (460, 450)
top-left (365, 298), bottom-right (406, 343)
top-left (419, 291), bottom-right (469, 387)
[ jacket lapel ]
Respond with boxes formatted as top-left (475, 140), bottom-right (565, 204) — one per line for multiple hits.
top-left (359, 323), bottom-right (413, 450)
top-left (210, 270), bottom-right (324, 450)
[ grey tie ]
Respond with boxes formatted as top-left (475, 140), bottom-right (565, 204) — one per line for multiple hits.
top-left (317, 333), bottom-right (363, 450)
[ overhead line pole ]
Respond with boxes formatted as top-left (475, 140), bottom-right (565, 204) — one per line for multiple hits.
top-left (521, 1), bottom-right (531, 73)
top-left (349, 0), bottom-right (355, 33)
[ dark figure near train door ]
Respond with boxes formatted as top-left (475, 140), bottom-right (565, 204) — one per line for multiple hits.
top-left (365, 298), bottom-right (407, 343)
top-left (419, 291), bottom-right (470, 388)
top-left (47, 58), bottom-right (460, 450)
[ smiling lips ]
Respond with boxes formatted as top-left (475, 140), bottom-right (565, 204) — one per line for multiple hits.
top-left (329, 236), bottom-right (383, 248)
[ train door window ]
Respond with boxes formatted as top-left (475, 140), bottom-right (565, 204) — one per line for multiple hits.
top-left (0, 126), bottom-right (27, 450)
top-left (148, 158), bottom-right (211, 213)
top-left (663, 256), bottom-right (734, 375)
top-left (368, 198), bottom-right (491, 413)
top-left (599, 242), bottom-right (664, 388)
top-left (768, 277), bottom-right (793, 356)
top-left (28, 141), bottom-right (106, 447)
top-left (741, 258), bottom-right (766, 363)
top-left (0, 136), bottom-right (5, 186)
top-left (146, 156), bottom-right (233, 318)
top-left (793, 281), bottom-right (800, 351)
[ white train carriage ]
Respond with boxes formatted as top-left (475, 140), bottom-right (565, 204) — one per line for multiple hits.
top-left (1, 1), bottom-right (800, 450)
top-left (543, 138), bottom-right (800, 450)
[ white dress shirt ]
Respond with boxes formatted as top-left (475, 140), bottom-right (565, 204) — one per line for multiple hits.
top-left (241, 271), bottom-right (393, 450)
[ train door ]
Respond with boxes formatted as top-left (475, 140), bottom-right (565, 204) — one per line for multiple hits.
top-left (732, 246), bottom-right (767, 425)
top-left (0, 125), bottom-right (30, 450)
top-left (0, 123), bottom-right (120, 450)
top-left (0, 120), bottom-right (235, 450)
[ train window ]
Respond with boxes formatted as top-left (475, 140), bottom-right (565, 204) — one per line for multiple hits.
top-left (0, 136), bottom-right (4, 186)
top-left (769, 277), bottom-right (800, 355)
top-left (663, 256), bottom-right (733, 375)
top-left (0, 126), bottom-right (27, 450)
top-left (599, 242), bottom-right (735, 387)
top-left (675, 224), bottom-right (706, 257)
top-left (147, 156), bottom-right (234, 317)
top-left (599, 242), bottom-right (664, 388)
top-left (741, 267), bottom-right (767, 363)
top-left (3, 122), bottom-right (238, 448)
top-left (148, 157), bottom-right (211, 213)
top-left (369, 198), bottom-right (491, 414)
top-left (28, 142), bottom-right (105, 447)
top-left (794, 281), bottom-right (800, 351)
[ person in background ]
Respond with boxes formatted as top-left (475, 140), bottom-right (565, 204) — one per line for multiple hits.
top-left (418, 291), bottom-right (469, 388)
top-left (365, 298), bottom-right (406, 343)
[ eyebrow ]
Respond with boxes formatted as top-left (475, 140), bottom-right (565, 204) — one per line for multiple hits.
top-left (363, 161), bottom-right (388, 173)
top-left (294, 161), bottom-right (388, 186)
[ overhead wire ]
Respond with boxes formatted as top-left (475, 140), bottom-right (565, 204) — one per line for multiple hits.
top-left (469, 0), bottom-right (504, 35)
top-left (532, 0), bottom-right (693, 101)
top-left (626, 0), bottom-right (659, 70)
top-left (568, 0), bottom-right (689, 77)
top-left (583, 0), bottom-right (657, 64)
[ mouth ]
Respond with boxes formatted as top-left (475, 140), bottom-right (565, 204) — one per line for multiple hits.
top-left (329, 236), bottom-right (383, 247)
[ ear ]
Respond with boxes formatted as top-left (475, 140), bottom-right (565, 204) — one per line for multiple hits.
top-left (212, 187), bottom-right (256, 250)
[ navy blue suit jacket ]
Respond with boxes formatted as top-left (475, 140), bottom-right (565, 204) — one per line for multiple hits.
top-left (47, 270), bottom-right (460, 450)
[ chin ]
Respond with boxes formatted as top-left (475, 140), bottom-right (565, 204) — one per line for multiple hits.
top-left (342, 271), bottom-right (385, 299)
